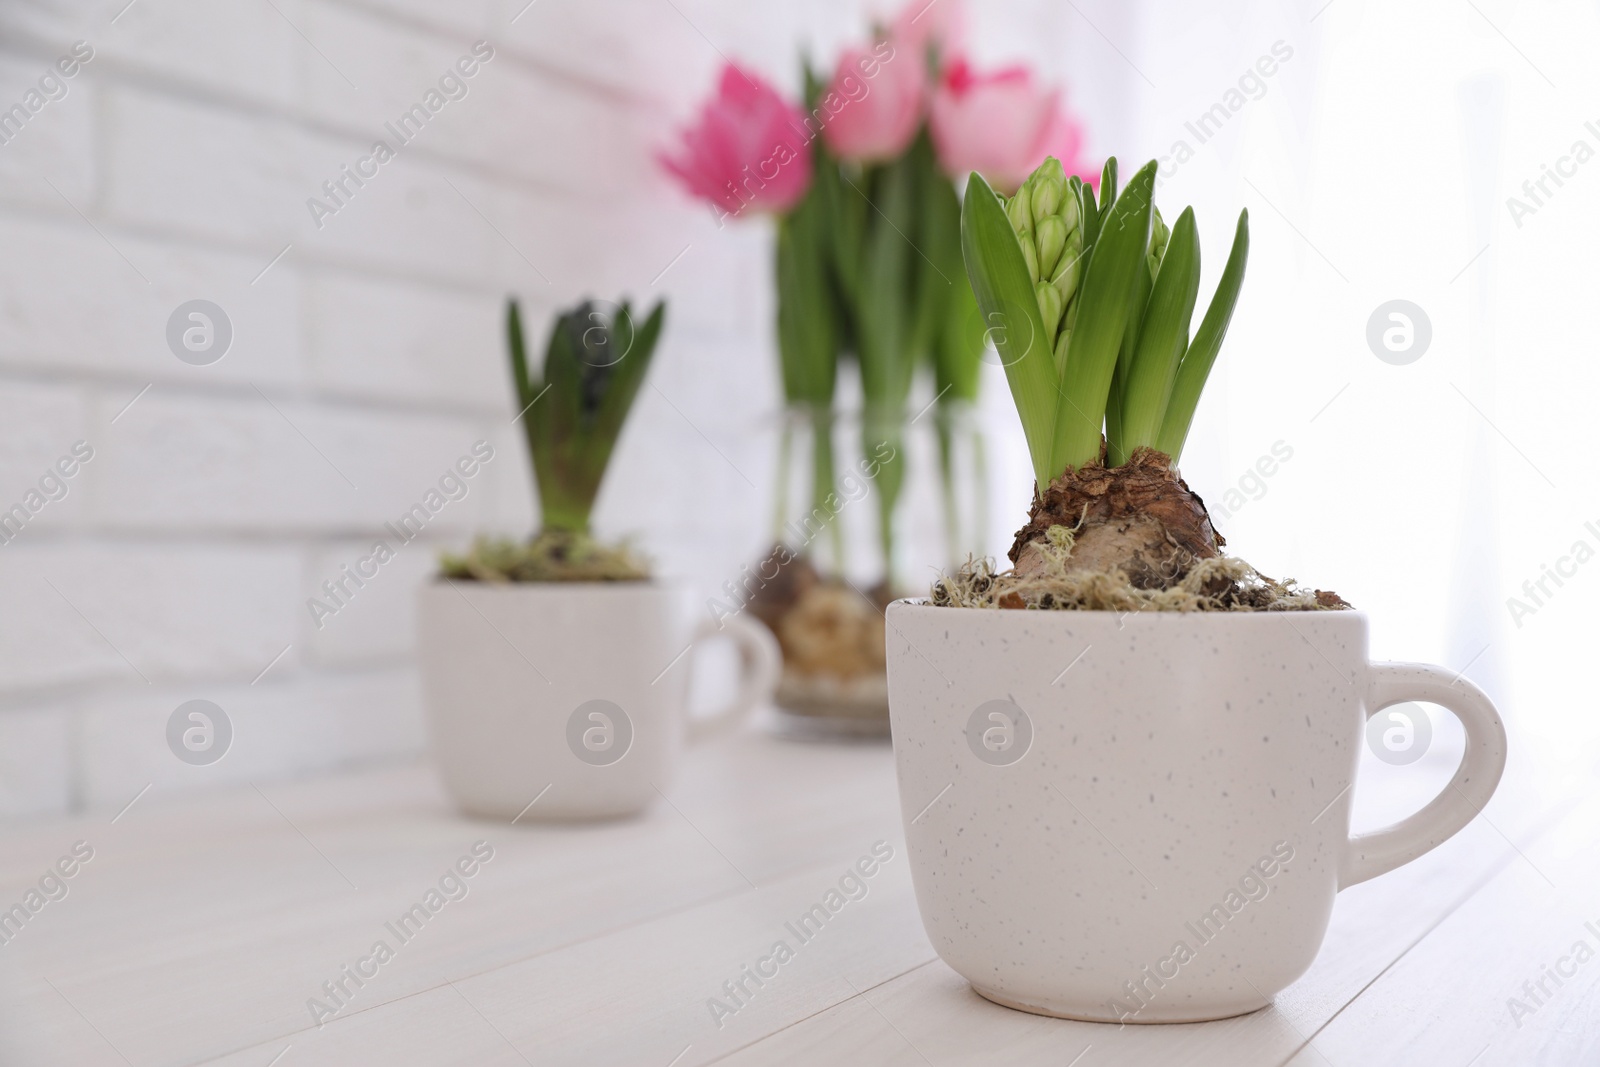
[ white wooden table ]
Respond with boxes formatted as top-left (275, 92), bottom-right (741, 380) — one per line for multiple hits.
top-left (0, 718), bottom-right (1593, 1067)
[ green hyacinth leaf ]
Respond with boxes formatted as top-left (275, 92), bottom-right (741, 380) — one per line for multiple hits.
top-left (1117, 206), bottom-right (1201, 462)
top-left (1156, 209), bottom-right (1249, 462)
top-left (961, 172), bottom-right (1057, 490)
top-left (1048, 159), bottom-right (1157, 475)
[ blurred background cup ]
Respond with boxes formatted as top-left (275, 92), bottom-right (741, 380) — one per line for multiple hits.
top-left (417, 580), bottom-right (779, 821)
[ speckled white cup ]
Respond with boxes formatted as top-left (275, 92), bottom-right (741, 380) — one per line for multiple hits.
top-left (885, 603), bottom-right (1506, 1023)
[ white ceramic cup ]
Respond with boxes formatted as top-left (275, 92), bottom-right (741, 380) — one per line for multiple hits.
top-left (418, 581), bottom-right (780, 821)
top-left (884, 603), bottom-right (1507, 1023)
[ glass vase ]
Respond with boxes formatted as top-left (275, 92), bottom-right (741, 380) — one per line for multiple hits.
top-left (746, 404), bottom-right (897, 738)
top-left (928, 399), bottom-right (990, 571)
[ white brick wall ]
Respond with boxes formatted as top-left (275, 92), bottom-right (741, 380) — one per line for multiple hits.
top-left (0, 0), bottom-right (1107, 818)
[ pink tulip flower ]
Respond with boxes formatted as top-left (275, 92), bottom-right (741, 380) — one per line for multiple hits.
top-left (930, 58), bottom-right (1095, 192)
top-left (889, 0), bottom-right (967, 61)
top-left (820, 39), bottom-right (926, 162)
top-left (659, 64), bottom-right (813, 220)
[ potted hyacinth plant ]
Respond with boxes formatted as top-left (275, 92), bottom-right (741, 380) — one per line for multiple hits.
top-left (660, 1), bottom-right (1095, 735)
top-left (416, 298), bottom-right (779, 821)
top-left (883, 157), bottom-right (1508, 1022)
top-left (441, 299), bottom-right (662, 583)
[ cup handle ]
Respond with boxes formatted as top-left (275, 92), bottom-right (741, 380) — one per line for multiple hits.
top-left (1340, 662), bottom-right (1509, 889)
top-left (683, 614), bottom-right (781, 744)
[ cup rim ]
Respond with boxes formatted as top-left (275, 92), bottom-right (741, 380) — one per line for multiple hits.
top-left (423, 575), bottom-right (687, 593)
top-left (417, 577), bottom-right (695, 610)
top-left (887, 596), bottom-right (1367, 624)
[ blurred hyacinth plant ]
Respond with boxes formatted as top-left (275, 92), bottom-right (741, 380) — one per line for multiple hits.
top-left (774, 65), bottom-right (961, 581)
top-left (803, 62), bottom-right (985, 582)
top-left (441, 298), bottom-right (664, 582)
top-left (771, 65), bottom-right (846, 568)
top-left (963, 156), bottom-right (1249, 489)
top-left (511, 298), bottom-right (664, 533)
top-left (925, 152), bottom-right (988, 566)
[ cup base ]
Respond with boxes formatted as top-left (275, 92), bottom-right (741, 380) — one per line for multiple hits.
top-left (970, 983), bottom-right (1270, 1025)
top-left (469, 805), bottom-right (649, 824)
top-left (451, 792), bottom-right (653, 824)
